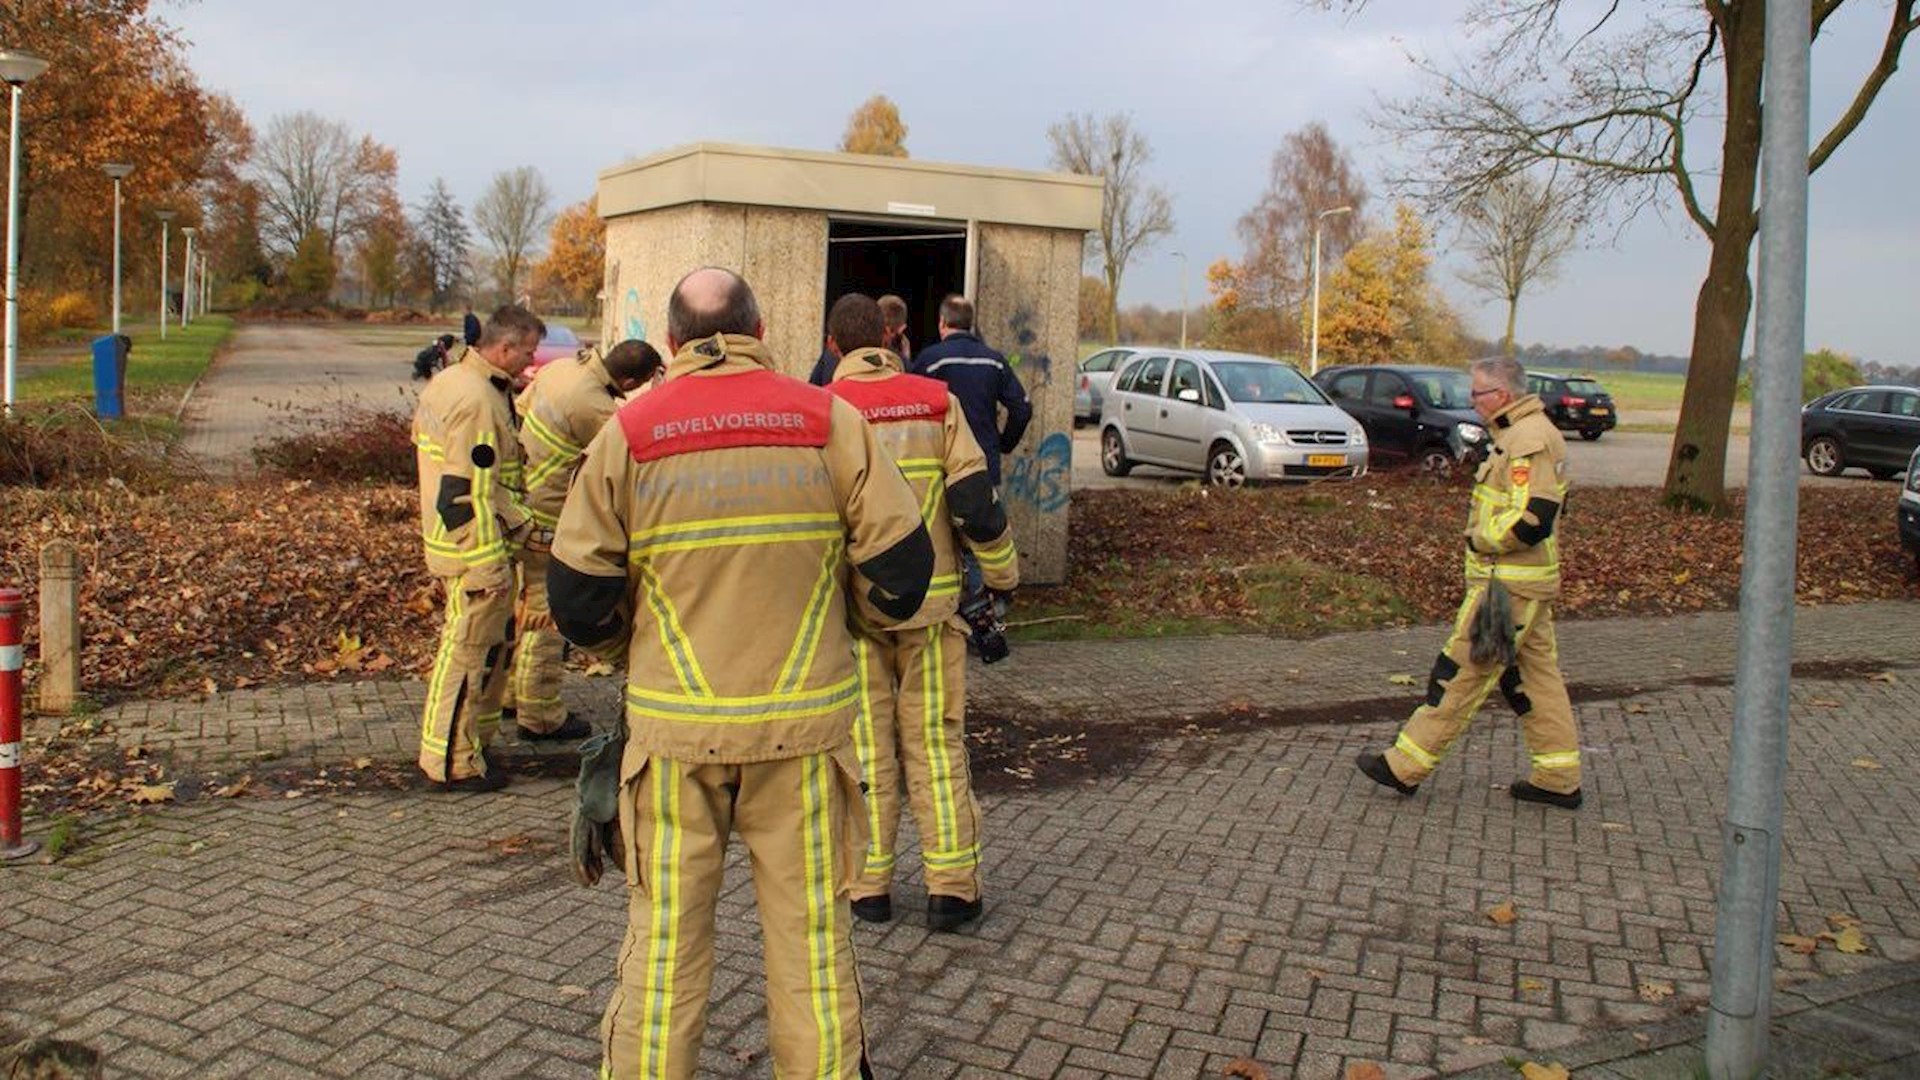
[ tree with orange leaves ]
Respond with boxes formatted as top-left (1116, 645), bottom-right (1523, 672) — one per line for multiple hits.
top-left (532, 197), bottom-right (604, 316)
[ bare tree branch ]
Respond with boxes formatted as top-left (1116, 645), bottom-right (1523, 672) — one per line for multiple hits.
top-left (1046, 113), bottom-right (1175, 343)
top-left (1810, 0), bottom-right (1918, 173)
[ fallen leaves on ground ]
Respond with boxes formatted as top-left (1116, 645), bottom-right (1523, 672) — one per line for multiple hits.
top-left (1852, 757), bottom-right (1884, 770)
top-left (1518, 978), bottom-right (1547, 992)
top-left (1387, 674), bottom-right (1417, 686)
top-left (1487, 901), bottom-right (1518, 926)
top-left (1223, 1058), bottom-right (1271, 1080)
top-left (1778, 934), bottom-right (1820, 955)
top-left (1637, 980), bottom-right (1675, 1003)
top-left (1342, 1063), bottom-right (1386, 1080)
top-left (1868, 671), bottom-right (1899, 684)
top-left (128, 782), bottom-right (175, 804)
top-left (1518, 1064), bottom-right (1570, 1080)
top-left (1820, 914), bottom-right (1872, 954)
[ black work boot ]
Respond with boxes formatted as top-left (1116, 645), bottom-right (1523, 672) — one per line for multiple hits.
top-left (1356, 752), bottom-right (1419, 796)
top-left (443, 770), bottom-right (509, 794)
top-left (519, 713), bottom-right (591, 742)
top-left (851, 894), bottom-right (894, 924)
top-left (1510, 781), bottom-right (1583, 809)
top-left (927, 895), bottom-right (983, 933)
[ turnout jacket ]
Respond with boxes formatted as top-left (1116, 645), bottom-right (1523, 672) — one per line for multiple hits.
top-left (547, 333), bottom-right (934, 769)
top-left (413, 345), bottom-right (532, 581)
top-left (827, 347), bottom-right (1019, 630)
top-left (1464, 393), bottom-right (1568, 601)
top-left (516, 347), bottom-right (625, 530)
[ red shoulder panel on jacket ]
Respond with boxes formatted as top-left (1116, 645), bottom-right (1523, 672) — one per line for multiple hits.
top-left (828, 374), bottom-right (949, 425)
top-left (618, 370), bottom-right (832, 463)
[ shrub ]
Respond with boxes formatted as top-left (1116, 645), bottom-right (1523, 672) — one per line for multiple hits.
top-left (13, 289), bottom-right (102, 341)
top-left (253, 404), bottom-right (414, 484)
top-left (0, 407), bottom-right (192, 488)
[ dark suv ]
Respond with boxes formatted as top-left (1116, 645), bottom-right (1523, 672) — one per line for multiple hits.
top-left (1313, 365), bottom-right (1488, 472)
top-left (1527, 373), bottom-right (1618, 440)
top-left (1800, 385), bottom-right (1920, 480)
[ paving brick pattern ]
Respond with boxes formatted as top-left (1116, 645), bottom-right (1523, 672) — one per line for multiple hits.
top-left (4, 600), bottom-right (1918, 1078)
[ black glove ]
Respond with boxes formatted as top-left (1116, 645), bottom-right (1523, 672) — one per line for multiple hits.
top-left (569, 726), bottom-right (625, 887)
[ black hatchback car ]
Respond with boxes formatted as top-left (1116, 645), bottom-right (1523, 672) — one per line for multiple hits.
top-left (1800, 385), bottom-right (1920, 480)
top-left (1526, 373), bottom-right (1618, 439)
top-left (1314, 365), bottom-right (1488, 472)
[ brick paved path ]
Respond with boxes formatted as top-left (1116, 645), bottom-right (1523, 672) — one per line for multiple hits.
top-left (4, 600), bottom-right (1919, 1078)
top-left (177, 323), bottom-right (431, 475)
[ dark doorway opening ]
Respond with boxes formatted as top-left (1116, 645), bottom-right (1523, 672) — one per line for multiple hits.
top-left (823, 219), bottom-right (967, 364)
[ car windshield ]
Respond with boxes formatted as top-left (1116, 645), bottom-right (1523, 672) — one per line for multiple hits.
top-left (1210, 361), bottom-right (1326, 404)
top-left (1410, 370), bottom-right (1473, 409)
top-left (541, 325), bottom-right (580, 347)
top-left (1566, 378), bottom-right (1605, 395)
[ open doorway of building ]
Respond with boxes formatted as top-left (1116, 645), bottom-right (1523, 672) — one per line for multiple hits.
top-left (823, 218), bottom-right (967, 363)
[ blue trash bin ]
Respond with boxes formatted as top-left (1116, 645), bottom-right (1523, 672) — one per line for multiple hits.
top-left (91, 334), bottom-right (131, 419)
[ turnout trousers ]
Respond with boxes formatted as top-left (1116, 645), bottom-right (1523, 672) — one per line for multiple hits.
top-left (1384, 586), bottom-right (1582, 795)
top-left (600, 749), bottom-right (872, 1079)
top-left (417, 570), bottom-right (513, 782)
top-left (503, 545), bottom-right (567, 733)
top-left (849, 622), bottom-right (983, 904)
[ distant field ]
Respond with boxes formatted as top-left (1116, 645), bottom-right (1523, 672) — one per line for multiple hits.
top-left (1533, 367), bottom-right (1689, 412)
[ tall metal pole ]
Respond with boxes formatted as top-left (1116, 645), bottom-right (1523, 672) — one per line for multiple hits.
top-left (156, 211), bottom-right (172, 340)
top-left (180, 227), bottom-right (195, 328)
top-left (1705, 1), bottom-right (1809, 1076)
top-left (1309, 206), bottom-right (1351, 375)
top-left (199, 252), bottom-right (208, 315)
top-left (1173, 251), bottom-right (1189, 348)
top-left (103, 166), bottom-right (134, 335)
top-left (3, 83), bottom-right (22, 412)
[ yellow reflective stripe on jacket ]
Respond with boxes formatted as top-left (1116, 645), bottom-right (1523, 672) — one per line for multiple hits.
top-left (1532, 750), bottom-right (1581, 769)
top-left (624, 676), bottom-right (861, 723)
top-left (523, 408), bottom-right (582, 459)
top-left (1464, 551), bottom-right (1560, 581)
top-left (638, 561), bottom-right (711, 697)
top-left (630, 512), bottom-right (843, 556)
top-left (975, 538), bottom-right (1016, 569)
top-left (926, 573), bottom-right (962, 599)
top-left (773, 540), bottom-right (845, 694)
top-left (800, 753), bottom-right (845, 1076)
top-left (1395, 732), bottom-right (1441, 770)
top-left (414, 433), bottom-right (447, 461)
top-left (898, 457), bottom-right (943, 480)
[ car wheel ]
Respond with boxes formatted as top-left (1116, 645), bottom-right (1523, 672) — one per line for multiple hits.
top-left (1419, 445), bottom-right (1454, 477)
top-left (1100, 427), bottom-right (1134, 477)
top-left (1206, 442), bottom-right (1247, 488)
top-left (1580, 428), bottom-right (1604, 441)
top-left (1804, 435), bottom-right (1845, 477)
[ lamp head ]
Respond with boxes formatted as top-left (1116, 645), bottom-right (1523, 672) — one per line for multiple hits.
top-left (102, 163), bottom-right (134, 181)
top-left (0, 49), bottom-right (51, 87)
top-left (155, 210), bottom-right (176, 223)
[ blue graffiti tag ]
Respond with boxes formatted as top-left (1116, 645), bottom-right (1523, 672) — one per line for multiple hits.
top-left (623, 288), bottom-right (645, 342)
top-left (1006, 432), bottom-right (1071, 513)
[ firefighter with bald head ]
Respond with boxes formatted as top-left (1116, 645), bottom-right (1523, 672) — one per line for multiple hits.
top-left (548, 268), bottom-right (932, 1078)
top-left (1356, 355), bottom-right (1584, 809)
top-left (411, 304), bottom-right (542, 792)
top-left (825, 292), bottom-right (1016, 932)
top-left (504, 339), bottom-right (664, 742)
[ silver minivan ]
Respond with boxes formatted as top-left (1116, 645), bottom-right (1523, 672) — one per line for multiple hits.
top-left (1099, 349), bottom-right (1368, 486)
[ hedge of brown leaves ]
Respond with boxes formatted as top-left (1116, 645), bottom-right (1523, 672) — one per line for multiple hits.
top-left (0, 474), bottom-right (1914, 702)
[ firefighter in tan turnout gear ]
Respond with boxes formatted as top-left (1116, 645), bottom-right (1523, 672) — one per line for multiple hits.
top-left (411, 305), bottom-right (542, 792)
top-left (1357, 356), bottom-right (1585, 809)
top-left (549, 268), bottom-right (932, 1079)
top-left (503, 339), bottom-right (664, 742)
top-left (824, 293), bottom-right (1017, 932)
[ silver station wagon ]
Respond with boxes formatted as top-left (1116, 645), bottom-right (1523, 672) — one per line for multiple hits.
top-left (1099, 349), bottom-right (1369, 486)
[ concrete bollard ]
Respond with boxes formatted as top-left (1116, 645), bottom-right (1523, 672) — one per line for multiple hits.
top-left (37, 541), bottom-right (81, 715)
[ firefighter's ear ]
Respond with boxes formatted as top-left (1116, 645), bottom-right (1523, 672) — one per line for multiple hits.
top-left (751, 319), bottom-right (766, 341)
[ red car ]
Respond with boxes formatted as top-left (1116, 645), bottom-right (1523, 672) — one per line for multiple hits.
top-left (517, 323), bottom-right (584, 388)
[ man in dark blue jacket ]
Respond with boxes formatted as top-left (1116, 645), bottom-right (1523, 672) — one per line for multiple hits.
top-left (908, 295), bottom-right (1031, 486)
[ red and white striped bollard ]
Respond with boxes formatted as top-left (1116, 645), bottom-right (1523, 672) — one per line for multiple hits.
top-left (1, 586), bottom-right (38, 861)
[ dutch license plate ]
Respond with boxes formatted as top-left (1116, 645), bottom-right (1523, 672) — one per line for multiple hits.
top-left (1307, 454), bottom-right (1346, 467)
top-left (1590, 407), bottom-right (1611, 416)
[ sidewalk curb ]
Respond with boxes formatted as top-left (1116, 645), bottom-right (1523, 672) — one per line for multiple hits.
top-left (1441, 961), bottom-right (1920, 1077)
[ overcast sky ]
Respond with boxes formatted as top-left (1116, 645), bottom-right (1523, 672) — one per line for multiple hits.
top-left (177, 0), bottom-right (1919, 364)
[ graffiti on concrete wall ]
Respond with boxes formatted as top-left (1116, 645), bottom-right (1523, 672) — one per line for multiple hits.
top-left (1003, 304), bottom-right (1053, 390)
top-left (1005, 432), bottom-right (1071, 514)
top-left (624, 288), bottom-right (646, 343)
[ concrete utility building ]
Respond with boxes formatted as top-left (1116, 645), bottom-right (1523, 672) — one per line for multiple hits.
top-left (596, 143), bottom-right (1102, 584)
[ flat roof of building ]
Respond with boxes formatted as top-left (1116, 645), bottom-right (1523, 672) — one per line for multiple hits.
top-left (598, 142), bottom-right (1103, 231)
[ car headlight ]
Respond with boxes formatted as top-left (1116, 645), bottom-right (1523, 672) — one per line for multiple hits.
top-left (1908, 469), bottom-right (1920, 494)
top-left (1252, 422), bottom-right (1288, 444)
top-left (1349, 428), bottom-right (1367, 446)
top-left (1456, 422), bottom-right (1487, 443)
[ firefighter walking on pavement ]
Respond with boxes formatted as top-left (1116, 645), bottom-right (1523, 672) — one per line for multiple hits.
top-left (825, 293), bottom-right (1018, 933)
top-left (1356, 355), bottom-right (1585, 810)
top-left (411, 305), bottom-right (542, 792)
top-left (504, 338), bottom-right (663, 742)
top-left (549, 268), bottom-right (933, 1078)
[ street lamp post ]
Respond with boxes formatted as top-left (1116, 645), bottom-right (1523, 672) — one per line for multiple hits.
top-left (198, 252), bottom-right (208, 316)
top-left (102, 163), bottom-right (133, 337)
top-left (1, 47), bottom-right (51, 413)
top-left (1172, 250), bottom-right (1189, 349)
top-left (156, 210), bottom-right (174, 339)
top-left (1309, 205), bottom-right (1352, 376)
top-left (180, 226), bottom-right (196, 328)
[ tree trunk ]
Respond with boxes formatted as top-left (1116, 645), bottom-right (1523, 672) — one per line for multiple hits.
top-left (1663, 2), bottom-right (1766, 511)
top-left (1104, 263), bottom-right (1121, 345)
top-left (1503, 294), bottom-right (1519, 358)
